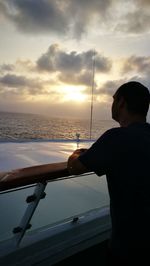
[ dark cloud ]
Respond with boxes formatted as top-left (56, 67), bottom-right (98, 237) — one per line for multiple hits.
top-left (1, 0), bottom-right (150, 36)
top-left (0, 2), bottom-right (8, 20)
top-left (1, 0), bottom-right (68, 34)
top-left (36, 44), bottom-right (57, 72)
top-left (0, 61), bottom-right (34, 74)
top-left (95, 75), bottom-right (150, 99)
top-left (136, 0), bottom-right (150, 7)
top-left (95, 54), bottom-right (112, 72)
top-left (75, 1), bottom-right (150, 36)
top-left (0, 73), bottom-right (46, 94)
top-left (117, 10), bottom-right (150, 34)
top-left (0, 74), bottom-right (28, 87)
top-left (0, 64), bottom-right (14, 72)
top-left (37, 44), bottom-right (83, 73)
top-left (83, 79), bottom-right (126, 98)
top-left (0, 73), bottom-right (61, 99)
top-left (0, 0), bottom-right (114, 37)
top-left (0, 44), bottom-right (112, 96)
top-left (116, 0), bottom-right (150, 34)
top-left (121, 56), bottom-right (150, 75)
top-left (66, 0), bottom-right (112, 38)
top-left (58, 70), bottom-right (92, 86)
top-left (37, 45), bottom-right (112, 85)
top-left (93, 79), bottom-right (126, 97)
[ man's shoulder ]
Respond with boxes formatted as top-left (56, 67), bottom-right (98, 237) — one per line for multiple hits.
top-left (101, 122), bottom-right (150, 138)
top-left (101, 127), bottom-right (125, 139)
top-left (100, 123), bottom-right (150, 144)
top-left (94, 127), bottom-right (126, 147)
top-left (105, 127), bottom-right (123, 134)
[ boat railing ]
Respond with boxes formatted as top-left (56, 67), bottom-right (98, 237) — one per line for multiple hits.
top-left (0, 162), bottom-right (95, 247)
top-left (0, 162), bottom-right (71, 191)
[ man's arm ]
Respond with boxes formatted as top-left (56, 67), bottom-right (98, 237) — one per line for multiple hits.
top-left (67, 149), bottom-right (90, 175)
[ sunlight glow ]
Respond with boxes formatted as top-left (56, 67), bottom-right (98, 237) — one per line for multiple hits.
top-left (62, 86), bottom-right (87, 102)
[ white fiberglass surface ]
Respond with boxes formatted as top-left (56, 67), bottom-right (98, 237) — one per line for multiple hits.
top-left (0, 141), bottom-right (109, 240)
top-left (0, 141), bottom-right (93, 171)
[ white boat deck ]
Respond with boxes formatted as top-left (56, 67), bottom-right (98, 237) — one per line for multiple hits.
top-left (0, 140), bottom-right (84, 171)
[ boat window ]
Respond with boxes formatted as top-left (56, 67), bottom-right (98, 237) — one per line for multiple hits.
top-left (25, 174), bottom-right (109, 233)
top-left (0, 186), bottom-right (35, 242)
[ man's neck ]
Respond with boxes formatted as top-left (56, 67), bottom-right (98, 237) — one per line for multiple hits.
top-left (119, 116), bottom-right (146, 127)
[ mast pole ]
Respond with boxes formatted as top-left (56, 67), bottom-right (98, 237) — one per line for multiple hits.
top-left (89, 49), bottom-right (95, 140)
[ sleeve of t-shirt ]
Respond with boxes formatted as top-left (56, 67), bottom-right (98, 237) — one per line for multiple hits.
top-left (78, 128), bottom-right (118, 176)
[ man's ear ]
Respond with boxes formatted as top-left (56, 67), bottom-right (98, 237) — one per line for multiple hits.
top-left (118, 97), bottom-right (126, 109)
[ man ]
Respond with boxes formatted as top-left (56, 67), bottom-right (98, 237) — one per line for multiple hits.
top-left (67, 81), bottom-right (150, 265)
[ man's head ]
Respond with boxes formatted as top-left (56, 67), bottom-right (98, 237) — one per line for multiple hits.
top-left (112, 81), bottom-right (150, 124)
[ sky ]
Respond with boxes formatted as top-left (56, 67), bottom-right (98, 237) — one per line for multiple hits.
top-left (0, 0), bottom-right (150, 120)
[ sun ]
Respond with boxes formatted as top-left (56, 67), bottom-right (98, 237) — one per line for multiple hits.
top-left (62, 86), bottom-right (87, 102)
top-left (65, 91), bottom-right (86, 102)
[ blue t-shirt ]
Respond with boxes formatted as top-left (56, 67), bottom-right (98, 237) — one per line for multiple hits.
top-left (79, 122), bottom-right (150, 253)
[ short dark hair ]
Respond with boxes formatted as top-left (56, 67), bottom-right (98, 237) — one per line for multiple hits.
top-left (115, 81), bottom-right (150, 116)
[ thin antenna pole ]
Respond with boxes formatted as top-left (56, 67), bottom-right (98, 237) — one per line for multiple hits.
top-left (89, 49), bottom-right (95, 140)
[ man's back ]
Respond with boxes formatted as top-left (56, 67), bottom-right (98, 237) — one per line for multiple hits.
top-left (79, 122), bottom-right (150, 254)
top-left (107, 123), bottom-right (150, 253)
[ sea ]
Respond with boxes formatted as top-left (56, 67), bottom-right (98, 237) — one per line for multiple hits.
top-left (0, 111), bottom-right (118, 141)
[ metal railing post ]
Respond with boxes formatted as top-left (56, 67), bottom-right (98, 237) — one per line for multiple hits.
top-left (13, 182), bottom-right (47, 247)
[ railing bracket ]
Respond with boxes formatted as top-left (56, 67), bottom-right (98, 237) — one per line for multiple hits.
top-left (13, 226), bottom-right (23, 234)
top-left (13, 223), bottom-right (32, 234)
top-left (26, 194), bottom-right (37, 203)
top-left (26, 223), bottom-right (32, 230)
top-left (41, 192), bottom-right (46, 199)
top-left (72, 217), bottom-right (79, 223)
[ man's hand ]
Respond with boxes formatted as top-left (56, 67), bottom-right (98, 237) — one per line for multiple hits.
top-left (67, 148), bottom-right (89, 175)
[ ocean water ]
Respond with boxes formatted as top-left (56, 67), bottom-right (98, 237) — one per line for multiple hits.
top-left (0, 111), bottom-right (118, 141)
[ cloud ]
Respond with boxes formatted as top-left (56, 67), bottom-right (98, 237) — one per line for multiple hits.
top-left (94, 79), bottom-right (126, 97)
top-left (0, 0), bottom-right (116, 38)
top-left (66, 0), bottom-right (113, 38)
top-left (121, 56), bottom-right (150, 75)
top-left (15, 59), bottom-right (35, 72)
top-left (0, 0), bottom-right (68, 34)
top-left (0, 44), bottom-right (112, 101)
top-left (115, 0), bottom-right (150, 34)
top-left (0, 74), bottom-right (28, 87)
top-left (0, 64), bottom-right (14, 73)
top-left (117, 10), bottom-right (150, 34)
top-left (0, 61), bottom-right (34, 75)
top-left (1, 0), bottom-right (150, 37)
top-left (37, 44), bottom-right (62, 72)
top-left (58, 70), bottom-right (92, 86)
top-left (36, 45), bottom-right (112, 85)
top-left (0, 73), bottom-right (48, 96)
top-left (1, 47), bottom-right (150, 107)
top-left (95, 75), bottom-right (150, 101)
top-left (0, 2), bottom-right (8, 21)
top-left (0, 72), bottom-right (67, 104)
top-left (136, 0), bottom-right (150, 7)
